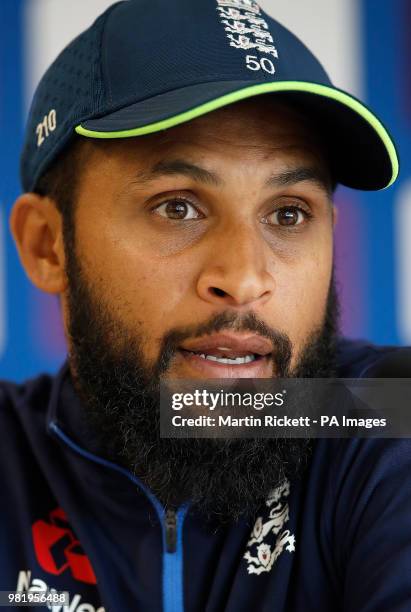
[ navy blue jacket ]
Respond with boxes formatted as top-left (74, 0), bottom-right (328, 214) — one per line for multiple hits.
top-left (1, 339), bottom-right (411, 612)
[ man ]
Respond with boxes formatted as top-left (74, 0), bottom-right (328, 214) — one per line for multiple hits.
top-left (2, 0), bottom-right (410, 610)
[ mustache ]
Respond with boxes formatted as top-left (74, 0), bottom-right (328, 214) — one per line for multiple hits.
top-left (155, 310), bottom-right (293, 377)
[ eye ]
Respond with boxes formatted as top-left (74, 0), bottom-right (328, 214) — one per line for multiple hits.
top-left (153, 198), bottom-right (202, 220)
top-left (263, 206), bottom-right (310, 227)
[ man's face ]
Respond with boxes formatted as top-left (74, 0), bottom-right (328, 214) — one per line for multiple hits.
top-left (66, 98), bottom-right (334, 379)
top-left (61, 98), bottom-right (337, 519)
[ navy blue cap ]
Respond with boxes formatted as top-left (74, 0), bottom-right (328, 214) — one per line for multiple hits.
top-left (21, 0), bottom-right (399, 192)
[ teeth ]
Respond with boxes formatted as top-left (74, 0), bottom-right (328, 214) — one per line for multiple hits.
top-left (197, 353), bottom-right (256, 364)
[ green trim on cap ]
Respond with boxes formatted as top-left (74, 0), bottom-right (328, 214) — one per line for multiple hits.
top-left (75, 81), bottom-right (399, 189)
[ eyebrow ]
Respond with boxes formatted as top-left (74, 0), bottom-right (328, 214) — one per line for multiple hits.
top-left (135, 159), bottom-right (222, 186)
top-left (264, 167), bottom-right (332, 193)
top-left (134, 159), bottom-right (331, 193)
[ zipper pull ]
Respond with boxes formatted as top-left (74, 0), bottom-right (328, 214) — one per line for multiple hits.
top-left (164, 508), bottom-right (177, 553)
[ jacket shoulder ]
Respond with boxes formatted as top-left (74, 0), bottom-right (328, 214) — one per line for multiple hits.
top-left (336, 337), bottom-right (411, 377)
top-left (0, 372), bottom-right (55, 419)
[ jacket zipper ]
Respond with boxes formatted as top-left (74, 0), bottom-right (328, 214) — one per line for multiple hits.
top-left (165, 508), bottom-right (177, 553)
top-left (162, 505), bottom-right (189, 612)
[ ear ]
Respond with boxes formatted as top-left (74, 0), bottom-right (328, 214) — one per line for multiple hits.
top-left (9, 193), bottom-right (68, 294)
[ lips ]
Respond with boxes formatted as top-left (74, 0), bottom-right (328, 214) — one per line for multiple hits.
top-left (180, 333), bottom-right (273, 361)
top-left (177, 333), bottom-right (274, 378)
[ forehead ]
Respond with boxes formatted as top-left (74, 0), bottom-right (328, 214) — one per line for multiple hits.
top-left (83, 97), bottom-right (329, 173)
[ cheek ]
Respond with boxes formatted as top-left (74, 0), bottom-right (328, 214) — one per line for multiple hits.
top-left (269, 232), bottom-right (333, 349)
top-left (76, 218), bottom-right (196, 356)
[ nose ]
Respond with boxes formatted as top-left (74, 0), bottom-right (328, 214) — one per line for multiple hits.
top-left (196, 221), bottom-right (275, 308)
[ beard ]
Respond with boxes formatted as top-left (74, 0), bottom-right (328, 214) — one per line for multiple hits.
top-left (65, 244), bottom-right (339, 524)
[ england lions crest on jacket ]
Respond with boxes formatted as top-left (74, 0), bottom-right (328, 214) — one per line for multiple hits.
top-left (243, 479), bottom-right (295, 574)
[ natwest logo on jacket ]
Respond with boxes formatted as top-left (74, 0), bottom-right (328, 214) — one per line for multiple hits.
top-left (32, 507), bottom-right (97, 584)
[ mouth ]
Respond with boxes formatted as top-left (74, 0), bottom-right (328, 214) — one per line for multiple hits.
top-left (176, 333), bottom-right (274, 378)
top-left (180, 350), bottom-right (263, 365)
